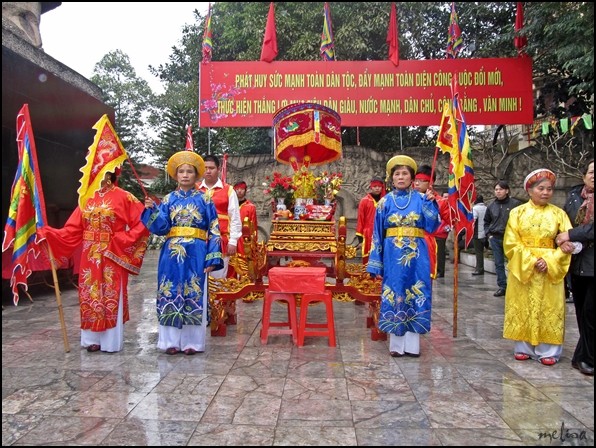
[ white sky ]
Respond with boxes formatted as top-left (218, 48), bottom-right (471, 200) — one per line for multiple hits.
top-left (40, 2), bottom-right (210, 94)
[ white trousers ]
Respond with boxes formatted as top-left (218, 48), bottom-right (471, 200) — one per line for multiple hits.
top-left (389, 331), bottom-right (420, 355)
top-left (514, 340), bottom-right (562, 361)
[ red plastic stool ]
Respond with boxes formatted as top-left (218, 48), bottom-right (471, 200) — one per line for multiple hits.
top-left (297, 291), bottom-right (336, 347)
top-left (260, 291), bottom-right (298, 345)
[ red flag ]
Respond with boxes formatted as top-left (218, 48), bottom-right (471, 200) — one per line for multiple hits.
top-left (260, 2), bottom-right (278, 63)
top-left (514, 2), bottom-right (527, 54)
top-left (202, 3), bottom-right (213, 63)
top-left (320, 2), bottom-right (335, 61)
top-left (386, 2), bottom-right (399, 66)
top-left (452, 90), bottom-right (476, 249)
top-left (446, 2), bottom-right (463, 58)
top-left (437, 80), bottom-right (476, 248)
top-left (220, 153), bottom-right (228, 183)
top-left (185, 125), bottom-right (194, 151)
top-left (78, 115), bottom-right (128, 209)
top-left (2, 104), bottom-right (48, 305)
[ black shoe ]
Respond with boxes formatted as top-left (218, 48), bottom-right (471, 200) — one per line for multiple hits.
top-left (577, 361), bottom-right (594, 376)
top-left (390, 351), bottom-right (404, 357)
top-left (493, 288), bottom-right (506, 297)
top-left (405, 352), bottom-right (420, 358)
top-left (436, 273), bottom-right (445, 278)
top-left (472, 270), bottom-right (484, 276)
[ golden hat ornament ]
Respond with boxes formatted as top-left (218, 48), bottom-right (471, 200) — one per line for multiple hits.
top-left (386, 155), bottom-right (418, 182)
top-left (166, 151), bottom-right (205, 179)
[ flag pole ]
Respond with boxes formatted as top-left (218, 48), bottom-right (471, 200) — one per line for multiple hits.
top-left (452, 233), bottom-right (459, 337)
top-left (124, 156), bottom-right (149, 198)
top-left (44, 241), bottom-right (70, 352)
top-left (208, 128), bottom-right (211, 155)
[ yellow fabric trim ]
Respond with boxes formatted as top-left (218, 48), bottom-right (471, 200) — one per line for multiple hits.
top-left (167, 227), bottom-right (207, 240)
top-left (386, 227), bottom-right (424, 238)
top-left (275, 132), bottom-right (341, 165)
top-left (217, 214), bottom-right (229, 220)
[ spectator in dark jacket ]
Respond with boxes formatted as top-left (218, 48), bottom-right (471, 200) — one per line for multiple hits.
top-left (557, 159), bottom-right (594, 376)
top-left (484, 180), bottom-right (523, 296)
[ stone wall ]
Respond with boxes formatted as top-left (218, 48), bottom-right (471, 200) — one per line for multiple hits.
top-left (225, 145), bottom-right (578, 242)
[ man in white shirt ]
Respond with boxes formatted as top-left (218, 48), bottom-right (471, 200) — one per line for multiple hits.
top-left (197, 154), bottom-right (242, 279)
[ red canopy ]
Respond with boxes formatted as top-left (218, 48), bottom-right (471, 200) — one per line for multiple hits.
top-left (273, 103), bottom-right (342, 169)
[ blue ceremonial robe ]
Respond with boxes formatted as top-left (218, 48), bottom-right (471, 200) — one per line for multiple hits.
top-left (367, 188), bottom-right (440, 336)
top-left (142, 188), bottom-right (223, 328)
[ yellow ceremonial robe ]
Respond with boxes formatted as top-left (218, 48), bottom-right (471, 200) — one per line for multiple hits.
top-left (503, 201), bottom-right (573, 346)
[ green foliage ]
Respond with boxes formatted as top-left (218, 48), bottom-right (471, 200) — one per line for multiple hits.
top-left (91, 50), bottom-right (157, 159)
top-left (91, 50), bottom-right (157, 199)
top-left (91, 3), bottom-right (593, 173)
top-left (150, 105), bottom-right (197, 195)
top-left (524, 3), bottom-right (593, 117)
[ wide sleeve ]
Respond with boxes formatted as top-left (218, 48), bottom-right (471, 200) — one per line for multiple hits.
top-left (41, 207), bottom-right (84, 265)
top-left (366, 198), bottom-right (386, 276)
top-left (504, 206), bottom-right (571, 285)
top-left (355, 198), bottom-right (367, 237)
top-left (205, 199), bottom-right (224, 271)
top-left (504, 208), bottom-right (535, 284)
top-left (141, 195), bottom-right (173, 236)
top-left (540, 207), bottom-right (573, 283)
top-left (106, 190), bottom-right (150, 275)
top-left (422, 196), bottom-right (441, 234)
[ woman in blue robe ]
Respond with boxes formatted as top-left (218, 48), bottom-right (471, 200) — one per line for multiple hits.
top-left (143, 151), bottom-right (223, 355)
top-left (367, 155), bottom-right (440, 358)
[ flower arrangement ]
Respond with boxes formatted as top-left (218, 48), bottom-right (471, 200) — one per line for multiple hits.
top-left (263, 172), bottom-right (295, 203)
top-left (314, 171), bottom-right (343, 203)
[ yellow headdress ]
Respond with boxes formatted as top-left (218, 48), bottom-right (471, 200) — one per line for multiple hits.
top-left (166, 151), bottom-right (205, 179)
top-left (386, 155), bottom-right (418, 182)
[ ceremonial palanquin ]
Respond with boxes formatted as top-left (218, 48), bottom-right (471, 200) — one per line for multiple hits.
top-left (208, 103), bottom-right (385, 342)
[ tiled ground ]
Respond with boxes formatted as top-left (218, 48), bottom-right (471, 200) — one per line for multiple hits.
top-left (2, 250), bottom-right (593, 446)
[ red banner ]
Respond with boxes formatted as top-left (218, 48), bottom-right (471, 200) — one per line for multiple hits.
top-left (199, 58), bottom-right (533, 127)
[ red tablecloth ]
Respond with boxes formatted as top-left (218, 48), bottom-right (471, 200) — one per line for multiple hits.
top-left (268, 267), bottom-right (326, 294)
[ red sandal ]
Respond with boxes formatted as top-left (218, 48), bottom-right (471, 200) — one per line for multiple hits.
top-left (540, 357), bottom-right (557, 366)
top-left (514, 352), bottom-right (530, 361)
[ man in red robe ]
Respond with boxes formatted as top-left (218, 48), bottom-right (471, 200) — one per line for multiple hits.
top-left (355, 177), bottom-right (385, 265)
top-left (414, 165), bottom-right (452, 279)
top-left (233, 181), bottom-right (258, 260)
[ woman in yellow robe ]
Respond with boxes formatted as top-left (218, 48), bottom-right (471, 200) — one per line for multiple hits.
top-left (503, 169), bottom-right (573, 366)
